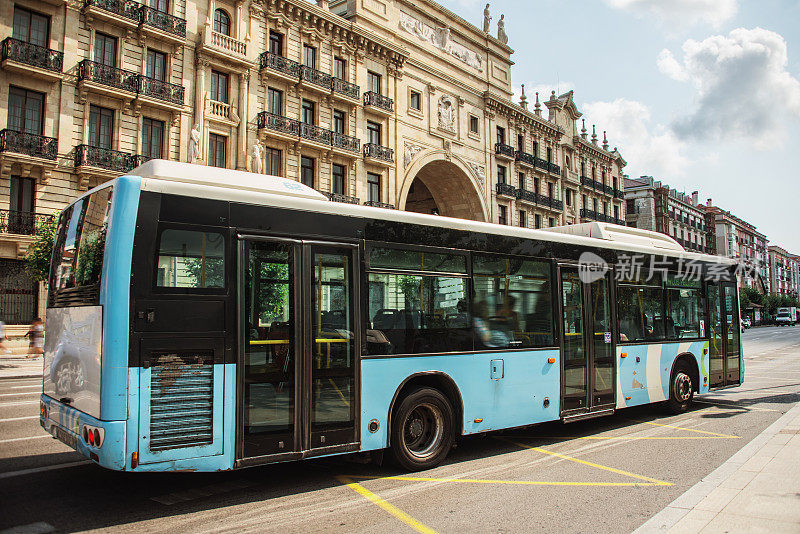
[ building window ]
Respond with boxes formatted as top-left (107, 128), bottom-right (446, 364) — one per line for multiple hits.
top-left (603, 201), bottom-right (608, 215)
top-left (332, 163), bottom-right (345, 195)
top-left (581, 162), bottom-right (585, 176)
top-left (142, 117), bottom-right (164, 160)
top-left (9, 176), bottom-right (35, 234)
top-left (409, 89), bottom-right (421, 111)
top-left (546, 147), bottom-right (552, 163)
top-left (469, 115), bottom-right (479, 134)
top-left (300, 156), bottom-right (314, 187)
top-left (533, 140), bottom-right (539, 156)
top-left (498, 205), bottom-right (507, 225)
top-left (146, 48), bottom-right (167, 81)
top-left (497, 164), bottom-right (506, 185)
top-left (149, 0), bottom-right (168, 12)
top-left (208, 133), bottom-right (226, 167)
top-left (566, 189), bottom-right (573, 206)
top-left (12, 6), bottom-right (49, 48)
top-left (496, 126), bottom-right (505, 145)
top-left (534, 177), bottom-right (540, 194)
top-left (367, 121), bottom-right (381, 145)
top-left (517, 134), bottom-right (524, 151)
top-left (548, 183), bottom-right (554, 198)
top-left (210, 70), bottom-right (228, 103)
top-left (602, 170), bottom-right (606, 186)
top-left (267, 88), bottom-right (282, 115)
top-left (88, 105), bottom-right (113, 149)
top-left (302, 99), bottom-right (315, 125)
top-left (302, 44), bottom-right (315, 68)
top-left (593, 198), bottom-right (598, 212)
top-left (592, 166), bottom-right (596, 179)
top-left (367, 172), bottom-right (381, 202)
top-left (613, 176), bottom-right (618, 190)
top-left (518, 172), bottom-right (525, 189)
top-left (535, 214), bottom-right (541, 229)
top-left (367, 71), bottom-right (381, 94)
top-left (213, 9), bottom-right (230, 36)
top-left (519, 210), bottom-right (526, 228)
top-left (334, 57), bottom-right (346, 80)
top-left (268, 30), bottom-right (283, 56)
top-left (8, 87), bottom-right (44, 135)
top-left (94, 32), bottom-right (117, 67)
top-left (582, 194), bottom-right (587, 208)
top-left (265, 147), bottom-right (281, 176)
top-left (549, 217), bottom-right (554, 227)
top-left (333, 109), bottom-right (346, 134)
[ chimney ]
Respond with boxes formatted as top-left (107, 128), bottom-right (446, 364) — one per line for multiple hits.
top-left (692, 191), bottom-right (698, 206)
top-left (317, 0), bottom-right (329, 9)
top-left (707, 198), bottom-right (712, 207)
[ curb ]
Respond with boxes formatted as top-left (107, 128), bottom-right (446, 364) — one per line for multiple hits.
top-left (633, 401), bottom-right (800, 532)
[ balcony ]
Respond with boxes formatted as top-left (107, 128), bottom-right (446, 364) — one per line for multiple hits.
top-left (257, 111), bottom-right (300, 138)
top-left (201, 29), bottom-right (249, 66)
top-left (0, 130), bottom-right (58, 161)
top-left (259, 52), bottom-right (361, 102)
top-left (548, 162), bottom-right (561, 175)
top-left (0, 210), bottom-right (53, 236)
top-left (613, 188), bottom-right (624, 199)
top-left (256, 112), bottom-right (360, 156)
top-left (331, 132), bottom-right (360, 154)
top-left (74, 144), bottom-right (138, 173)
top-left (299, 122), bottom-right (332, 146)
top-left (516, 188), bottom-right (536, 203)
top-left (364, 91), bottom-right (394, 115)
top-left (494, 143), bottom-right (515, 160)
top-left (259, 51), bottom-right (300, 81)
top-left (331, 77), bottom-right (360, 101)
top-left (300, 65), bottom-right (332, 93)
top-left (534, 157), bottom-right (549, 172)
top-left (138, 76), bottom-right (184, 109)
top-left (363, 143), bottom-right (394, 165)
top-left (321, 191), bottom-right (359, 204)
top-left (84, 0), bottom-right (141, 28)
top-left (580, 175), bottom-right (592, 188)
top-left (207, 100), bottom-right (236, 125)
top-left (77, 59), bottom-right (139, 97)
top-left (139, 5), bottom-right (187, 45)
top-left (496, 182), bottom-right (517, 197)
top-left (364, 200), bottom-right (395, 209)
top-left (0, 38), bottom-right (63, 81)
top-left (515, 150), bottom-right (535, 168)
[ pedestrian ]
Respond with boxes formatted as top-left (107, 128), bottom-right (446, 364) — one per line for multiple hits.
top-left (26, 317), bottom-right (44, 358)
top-left (0, 319), bottom-right (10, 354)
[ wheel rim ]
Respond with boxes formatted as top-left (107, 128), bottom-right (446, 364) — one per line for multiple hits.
top-left (674, 372), bottom-right (692, 402)
top-left (402, 402), bottom-right (444, 460)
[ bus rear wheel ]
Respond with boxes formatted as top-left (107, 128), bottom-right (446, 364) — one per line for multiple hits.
top-left (390, 387), bottom-right (454, 471)
top-left (666, 363), bottom-right (694, 414)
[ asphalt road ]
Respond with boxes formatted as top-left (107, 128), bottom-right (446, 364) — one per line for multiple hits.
top-left (1, 327), bottom-right (799, 533)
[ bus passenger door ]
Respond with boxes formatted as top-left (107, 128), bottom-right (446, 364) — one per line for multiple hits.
top-left (559, 265), bottom-right (616, 418)
top-left (707, 282), bottom-right (740, 388)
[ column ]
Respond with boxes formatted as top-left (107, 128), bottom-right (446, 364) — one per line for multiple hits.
top-left (194, 58), bottom-right (208, 158)
top-left (237, 70), bottom-right (250, 170)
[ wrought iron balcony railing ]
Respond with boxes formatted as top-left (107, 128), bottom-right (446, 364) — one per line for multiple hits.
top-left (494, 143), bottom-right (515, 158)
top-left (259, 51), bottom-right (300, 78)
top-left (139, 5), bottom-right (186, 37)
top-left (613, 188), bottom-right (624, 199)
top-left (138, 75), bottom-right (184, 105)
top-left (0, 129), bottom-right (58, 160)
top-left (496, 182), bottom-right (517, 197)
top-left (515, 150), bottom-right (535, 166)
top-left (78, 59), bottom-right (140, 93)
top-left (300, 65), bottom-right (332, 89)
top-left (364, 200), bottom-right (395, 209)
top-left (321, 191), bottom-right (360, 204)
top-left (85, 0), bottom-right (141, 22)
top-left (363, 91), bottom-right (394, 113)
top-left (257, 111), bottom-right (301, 135)
top-left (363, 143), bottom-right (394, 162)
top-left (74, 144), bottom-right (139, 172)
top-left (580, 175), bottom-right (592, 188)
top-left (548, 162), bottom-right (561, 175)
top-left (332, 77), bottom-right (359, 99)
top-left (516, 188), bottom-right (536, 202)
top-left (1, 37), bottom-right (63, 73)
top-left (0, 209), bottom-right (53, 235)
top-left (300, 122), bottom-right (332, 145)
top-left (534, 157), bottom-right (549, 172)
top-left (331, 132), bottom-right (360, 153)
top-left (257, 112), bottom-right (360, 155)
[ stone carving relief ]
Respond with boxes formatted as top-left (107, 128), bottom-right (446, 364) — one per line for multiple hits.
top-left (398, 11), bottom-right (483, 72)
top-left (468, 162), bottom-right (487, 193)
top-left (438, 95), bottom-right (456, 134)
top-left (404, 142), bottom-right (424, 168)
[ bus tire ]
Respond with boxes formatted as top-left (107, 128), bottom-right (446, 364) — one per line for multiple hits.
top-left (666, 363), bottom-right (694, 414)
top-left (390, 387), bottom-right (454, 471)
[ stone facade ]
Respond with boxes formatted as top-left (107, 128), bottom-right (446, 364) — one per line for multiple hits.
top-left (0, 0), bottom-right (626, 325)
top-left (623, 176), bottom-right (710, 254)
top-left (767, 245), bottom-right (799, 298)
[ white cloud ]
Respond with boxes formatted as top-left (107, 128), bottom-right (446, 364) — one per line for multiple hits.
top-left (605, 0), bottom-right (737, 28)
top-left (583, 98), bottom-right (690, 178)
top-left (664, 28), bottom-right (800, 147)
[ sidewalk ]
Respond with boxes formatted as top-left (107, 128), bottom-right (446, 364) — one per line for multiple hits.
top-left (0, 347), bottom-right (44, 379)
top-left (635, 401), bottom-right (800, 533)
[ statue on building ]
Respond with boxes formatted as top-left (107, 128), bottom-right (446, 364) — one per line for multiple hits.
top-left (483, 4), bottom-right (491, 33)
top-left (251, 138), bottom-right (264, 174)
top-left (188, 124), bottom-right (201, 163)
top-left (438, 95), bottom-right (456, 134)
top-left (497, 14), bottom-right (508, 44)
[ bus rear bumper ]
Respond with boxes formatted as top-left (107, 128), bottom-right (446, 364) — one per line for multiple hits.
top-left (40, 395), bottom-right (126, 471)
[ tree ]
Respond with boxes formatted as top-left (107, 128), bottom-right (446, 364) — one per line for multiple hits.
top-left (25, 216), bottom-right (57, 283)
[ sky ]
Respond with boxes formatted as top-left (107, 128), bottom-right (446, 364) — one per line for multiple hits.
top-left (437, 0), bottom-right (800, 252)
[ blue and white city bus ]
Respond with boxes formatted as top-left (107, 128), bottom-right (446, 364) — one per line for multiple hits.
top-left (39, 160), bottom-right (743, 472)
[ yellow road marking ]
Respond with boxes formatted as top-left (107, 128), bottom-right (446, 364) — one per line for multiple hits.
top-left (337, 476), bottom-right (438, 534)
top-left (354, 475), bottom-right (661, 487)
top-left (501, 438), bottom-right (672, 486)
top-left (527, 435), bottom-right (736, 441)
top-left (634, 420), bottom-right (739, 438)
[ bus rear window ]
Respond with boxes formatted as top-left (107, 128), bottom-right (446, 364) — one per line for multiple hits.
top-left (49, 186), bottom-right (113, 306)
top-left (156, 229), bottom-right (226, 289)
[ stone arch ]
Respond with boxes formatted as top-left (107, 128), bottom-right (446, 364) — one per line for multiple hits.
top-left (399, 150), bottom-right (488, 222)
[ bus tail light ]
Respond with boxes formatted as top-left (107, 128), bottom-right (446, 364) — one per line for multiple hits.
top-left (93, 429), bottom-right (101, 447)
top-left (547, 358), bottom-right (556, 364)
top-left (131, 452), bottom-right (139, 469)
top-left (82, 425), bottom-right (104, 448)
top-left (621, 353), bottom-right (628, 358)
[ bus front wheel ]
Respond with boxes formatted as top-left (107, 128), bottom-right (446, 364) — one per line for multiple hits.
top-left (390, 387), bottom-right (454, 471)
top-left (666, 363), bottom-right (694, 414)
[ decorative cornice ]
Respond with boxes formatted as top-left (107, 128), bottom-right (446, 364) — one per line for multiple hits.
top-left (483, 93), bottom-right (562, 139)
top-left (574, 136), bottom-right (614, 163)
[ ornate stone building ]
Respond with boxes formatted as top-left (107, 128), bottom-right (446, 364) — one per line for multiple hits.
top-left (0, 0), bottom-right (625, 327)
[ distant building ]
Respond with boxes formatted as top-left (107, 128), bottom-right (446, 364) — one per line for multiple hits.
top-left (768, 246), bottom-right (799, 298)
top-left (623, 176), bottom-right (710, 254)
top-left (702, 201), bottom-right (769, 291)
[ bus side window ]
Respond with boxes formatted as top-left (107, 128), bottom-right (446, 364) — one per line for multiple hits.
top-left (617, 277), bottom-right (665, 343)
top-left (155, 229), bottom-right (226, 289)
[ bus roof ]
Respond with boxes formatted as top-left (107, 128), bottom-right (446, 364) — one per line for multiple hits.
top-left (129, 160), bottom-right (734, 265)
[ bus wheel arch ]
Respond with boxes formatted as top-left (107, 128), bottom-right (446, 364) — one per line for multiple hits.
top-left (671, 353), bottom-right (700, 394)
top-left (387, 372), bottom-right (463, 448)
top-left (667, 353), bottom-right (698, 413)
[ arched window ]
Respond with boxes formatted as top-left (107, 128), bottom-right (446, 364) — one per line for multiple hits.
top-left (213, 9), bottom-right (231, 36)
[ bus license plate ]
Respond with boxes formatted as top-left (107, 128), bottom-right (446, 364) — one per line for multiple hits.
top-left (53, 425), bottom-right (77, 449)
